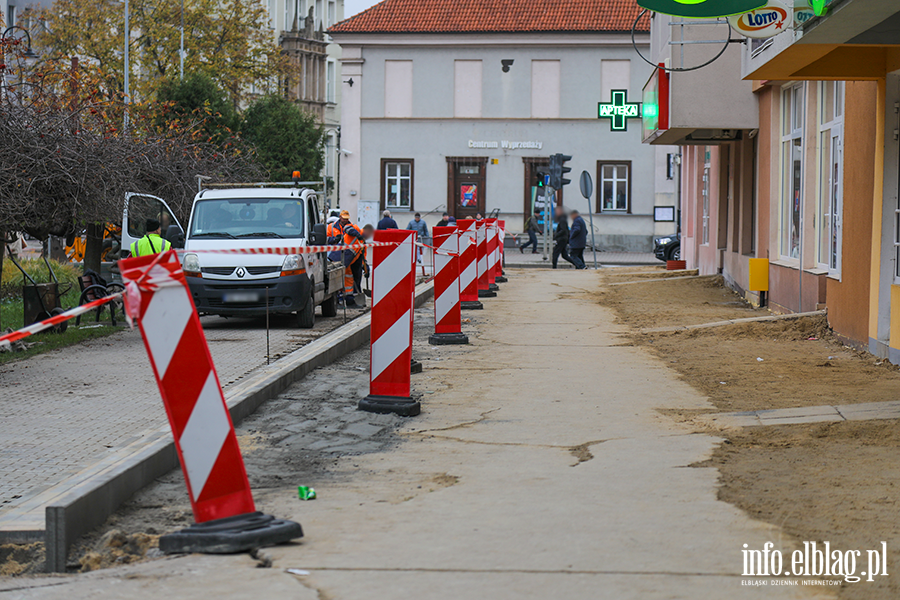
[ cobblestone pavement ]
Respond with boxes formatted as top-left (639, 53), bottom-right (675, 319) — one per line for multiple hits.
top-left (0, 309), bottom-right (364, 516)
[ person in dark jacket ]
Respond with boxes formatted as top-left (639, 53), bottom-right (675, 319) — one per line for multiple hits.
top-left (552, 206), bottom-right (571, 269)
top-left (519, 208), bottom-right (542, 253)
top-left (568, 210), bottom-right (587, 269)
top-left (377, 210), bottom-right (398, 230)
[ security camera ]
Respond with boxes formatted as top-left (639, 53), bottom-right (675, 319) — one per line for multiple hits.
top-left (340, 148), bottom-right (353, 156)
top-left (501, 59), bottom-right (514, 73)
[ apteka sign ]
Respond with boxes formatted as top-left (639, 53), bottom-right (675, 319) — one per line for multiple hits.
top-left (638, 0), bottom-right (767, 18)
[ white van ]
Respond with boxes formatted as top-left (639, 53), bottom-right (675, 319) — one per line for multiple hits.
top-left (177, 186), bottom-right (343, 328)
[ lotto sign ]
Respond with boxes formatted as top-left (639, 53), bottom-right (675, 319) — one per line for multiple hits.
top-left (638, 0), bottom-right (766, 18)
top-left (728, 0), bottom-right (790, 38)
top-left (598, 90), bottom-right (642, 132)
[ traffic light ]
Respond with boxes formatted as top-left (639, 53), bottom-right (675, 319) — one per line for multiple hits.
top-left (533, 167), bottom-right (549, 188)
top-left (548, 153), bottom-right (572, 188)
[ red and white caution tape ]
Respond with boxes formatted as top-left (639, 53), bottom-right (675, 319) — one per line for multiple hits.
top-left (181, 241), bottom-right (396, 255)
top-left (0, 292), bottom-right (123, 351)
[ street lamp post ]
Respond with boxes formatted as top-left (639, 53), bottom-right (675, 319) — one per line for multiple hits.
top-left (180, 0), bottom-right (185, 80)
top-left (123, 0), bottom-right (130, 130)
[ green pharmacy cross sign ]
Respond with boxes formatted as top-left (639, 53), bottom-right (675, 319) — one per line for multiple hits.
top-left (638, 0), bottom-right (767, 18)
top-left (598, 90), bottom-right (641, 132)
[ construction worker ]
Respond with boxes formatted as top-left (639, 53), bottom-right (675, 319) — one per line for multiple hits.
top-left (341, 214), bottom-right (367, 308)
top-left (130, 218), bottom-right (171, 257)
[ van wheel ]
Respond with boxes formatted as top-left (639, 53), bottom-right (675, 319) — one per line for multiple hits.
top-left (321, 294), bottom-right (338, 317)
top-left (296, 298), bottom-right (315, 328)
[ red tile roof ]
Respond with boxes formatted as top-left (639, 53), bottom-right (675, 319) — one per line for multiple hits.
top-left (330, 0), bottom-right (650, 35)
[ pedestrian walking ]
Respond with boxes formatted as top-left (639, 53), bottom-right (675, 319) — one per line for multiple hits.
top-left (568, 210), bottom-right (587, 270)
top-left (377, 210), bottom-right (398, 230)
top-left (406, 212), bottom-right (429, 263)
top-left (552, 207), bottom-right (571, 269)
top-left (519, 208), bottom-right (542, 254)
top-left (129, 218), bottom-right (172, 257)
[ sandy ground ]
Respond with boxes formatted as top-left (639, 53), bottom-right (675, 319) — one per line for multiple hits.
top-left (597, 268), bottom-right (900, 600)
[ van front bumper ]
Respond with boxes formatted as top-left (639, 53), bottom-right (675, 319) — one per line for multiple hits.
top-left (187, 273), bottom-right (312, 317)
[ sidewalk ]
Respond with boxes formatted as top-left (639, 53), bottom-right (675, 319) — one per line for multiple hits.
top-left (503, 248), bottom-right (658, 268)
top-left (4, 270), bottom-right (830, 598)
top-left (0, 313), bottom-right (354, 537)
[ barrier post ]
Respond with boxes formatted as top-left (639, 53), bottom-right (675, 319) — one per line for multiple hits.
top-left (496, 219), bottom-right (508, 283)
top-left (429, 226), bottom-right (468, 345)
top-left (485, 218), bottom-right (500, 291)
top-left (476, 220), bottom-right (496, 298)
top-left (457, 219), bottom-right (483, 310)
top-left (119, 250), bottom-right (303, 554)
top-left (359, 230), bottom-right (420, 416)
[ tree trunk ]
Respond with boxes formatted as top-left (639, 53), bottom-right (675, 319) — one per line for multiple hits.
top-left (84, 223), bottom-right (104, 274)
top-left (0, 230), bottom-right (5, 332)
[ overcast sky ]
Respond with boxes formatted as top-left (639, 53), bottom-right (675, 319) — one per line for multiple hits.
top-left (343, 0), bottom-right (381, 19)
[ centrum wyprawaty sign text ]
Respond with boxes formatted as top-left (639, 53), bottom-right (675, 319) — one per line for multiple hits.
top-left (638, 0), bottom-right (767, 18)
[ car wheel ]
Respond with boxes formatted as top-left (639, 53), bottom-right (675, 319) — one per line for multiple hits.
top-left (668, 245), bottom-right (681, 261)
top-left (320, 294), bottom-right (338, 317)
top-left (296, 298), bottom-right (315, 328)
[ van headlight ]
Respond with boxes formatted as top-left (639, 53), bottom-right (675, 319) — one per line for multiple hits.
top-left (183, 253), bottom-right (201, 276)
top-left (282, 254), bottom-right (302, 271)
top-left (281, 254), bottom-right (306, 277)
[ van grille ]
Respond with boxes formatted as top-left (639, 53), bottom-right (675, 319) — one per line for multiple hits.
top-left (202, 267), bottom-right (235, 276)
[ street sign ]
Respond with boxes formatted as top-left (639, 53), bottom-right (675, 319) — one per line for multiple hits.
top-left (579, 170), bottom-right (593, 200)
top-left (728, 0), bottom-right (791, 38)
top-left (598, 90), bottom-right (641, 132)
top-left (638, 0), bottom-right (767, 18)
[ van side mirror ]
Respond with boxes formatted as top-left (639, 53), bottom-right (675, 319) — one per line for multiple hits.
top-left (310, 223), bottom-right (326, 246)
top-left (166, 224), bottom-right (185, 249)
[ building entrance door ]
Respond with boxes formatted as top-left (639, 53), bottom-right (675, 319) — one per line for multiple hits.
top-left (448, 158), bottom-right (487, 220)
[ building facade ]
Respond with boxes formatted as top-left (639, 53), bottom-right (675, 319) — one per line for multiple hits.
top-left (330, 0), bottom-right (677, 248)
top-left (269, 0), bottom-right (344, 207)
top-left (644, 1), bottom-right (900, 359)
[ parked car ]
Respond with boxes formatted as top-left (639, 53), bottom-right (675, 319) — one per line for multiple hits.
top-left (653, 234), bottom-right (681, 262)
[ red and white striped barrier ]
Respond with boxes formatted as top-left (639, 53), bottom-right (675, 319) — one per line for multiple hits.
top-left (119, 250), bottom-right (302, 552)
top-left (496, 219), bottom-right (508, 283)
top-left (359, 229), bottom-right (420, 416)
top-left (456, 219), bottom-right (482, 310)
top-left (428, 226), bottom-right (468, 345)
top-left (485, 218), bottom-right (499, 290)
top-left (184, 241), bottom-right (395, 256)
top-left (475, 220), bottom-right (495, 298)
top-left (0, 292), bottom-right (123, 351)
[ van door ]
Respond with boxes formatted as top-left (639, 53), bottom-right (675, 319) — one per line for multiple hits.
top-left (122, 193), bottom-right (184, 254)
top-left (306, 194), bottom-right (325, 302)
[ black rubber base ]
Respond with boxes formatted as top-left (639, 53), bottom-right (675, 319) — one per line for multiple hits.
top-left (410, 359), bottom-right (423, 374)
top-left (429, 332), bottom-right (469, 345)
top-left (461, 300), bottom-right (483, 310)
top-left (478, 289), bottom-right (497, 298)
top-left (496, 276), bottom-right (508, 283)
top-left (488, 283), bottom-right (500, 291)
top-left (159, 512), bottom-right (302, 555)
top-left (359, 395), bottom-right (421, 416)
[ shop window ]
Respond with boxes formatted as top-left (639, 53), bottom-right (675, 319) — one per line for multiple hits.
top-left (817, 81), bottom-right (843, 275)
top-left (781, 83), bottom-right (804, 260)
top-left (381, 159), bottom-right (414, 209)
top-left (702, 148), bottom-right (710, 245)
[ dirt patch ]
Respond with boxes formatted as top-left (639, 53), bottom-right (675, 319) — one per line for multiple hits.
top-left (598, 272), bottom-right (900, 599)
top-left (0, 543), bottom-right (43, 576)
top-left (78, 530), bottom-right (159, 573)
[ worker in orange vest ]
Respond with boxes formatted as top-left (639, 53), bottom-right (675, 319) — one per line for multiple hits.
top-left (342, 219), bottom-right (373, 309)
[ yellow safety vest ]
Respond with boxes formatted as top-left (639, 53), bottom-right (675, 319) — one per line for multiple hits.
top-left (130, 234), bottom-right (171, 257)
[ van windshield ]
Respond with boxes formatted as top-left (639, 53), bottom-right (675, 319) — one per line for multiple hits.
top-left (189, 198), bottom-right (305, 239)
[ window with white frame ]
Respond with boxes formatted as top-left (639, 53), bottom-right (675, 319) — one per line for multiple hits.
top-left (598, 162), bottom-right (630, 212)
top-left (326, 60), bottom-right (335, 103)
top-left (702, 148), bottom-right (711, 245)
top-left (817, 81), bottom-right (843, 275)
top-left (327, 0), bottom-right (336, 27)
top-left (781, 83), bottom-right (805, 259)
top-left (382, 160), bottom-right (413, 209)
